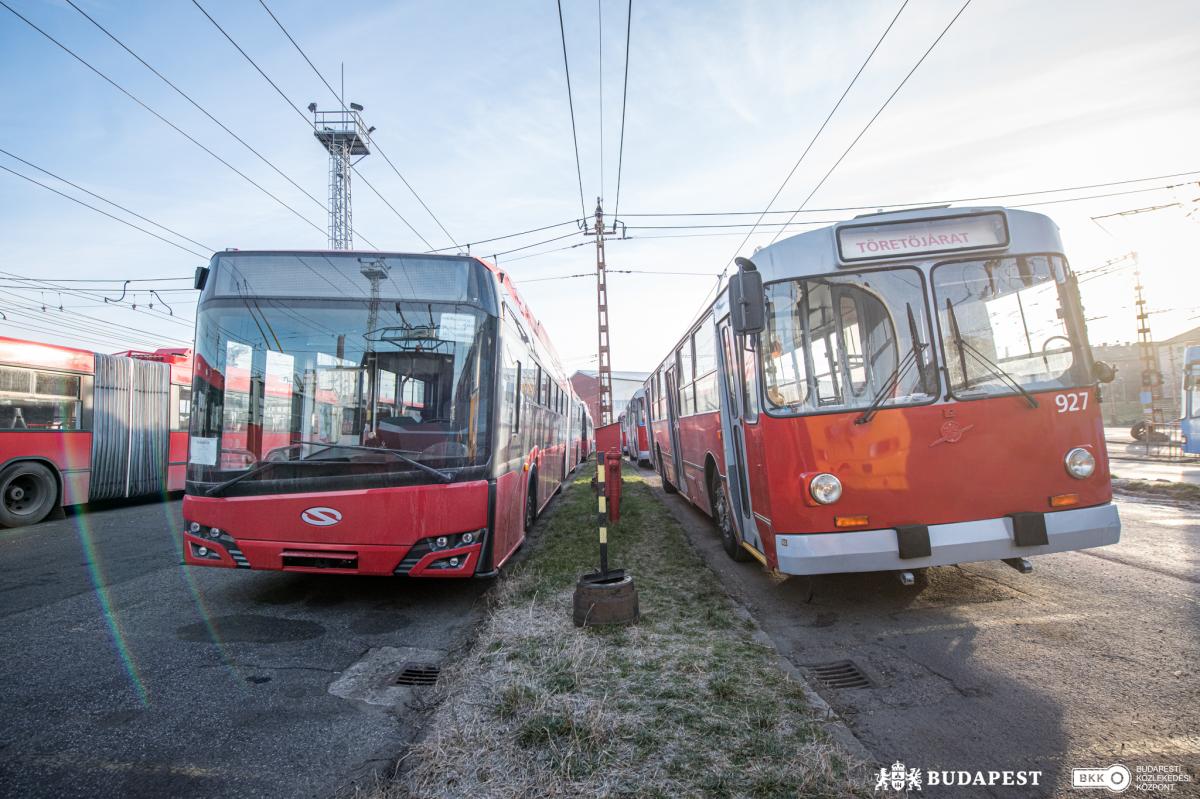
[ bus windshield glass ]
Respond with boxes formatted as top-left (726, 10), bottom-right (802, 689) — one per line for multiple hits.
top-left (188, 253), bottom-right (497, 495)
top-left (761, 268), bottom-right (936, 415)
top-left (933, 254), bottom-right (1088, 398)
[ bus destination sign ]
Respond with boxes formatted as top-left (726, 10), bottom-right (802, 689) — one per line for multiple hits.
top-left (836, 211), bottom-right (1009, 263)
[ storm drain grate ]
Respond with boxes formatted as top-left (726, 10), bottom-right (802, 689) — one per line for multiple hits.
top-left (394, 663), bottom-right (440, 686)
top-left (807, 660), bottom-right (872, 689)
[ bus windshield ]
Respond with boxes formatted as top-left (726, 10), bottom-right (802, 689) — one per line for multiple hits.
top-left (188, 254), bottom-right (498, 495)
top-left (933, 254), bottom-right (1089, 398)
top-left (761, 268), bottom-right (936, 415)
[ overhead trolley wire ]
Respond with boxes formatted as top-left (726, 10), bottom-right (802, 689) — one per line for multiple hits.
top-left (0, 0), bottom-right (327, 241)
top-left (59, 0), bottom-right (365, 246)
top-left (612, 0), bottom-right (633, 221)
top-left (556, 0), bottom-right (588, 218)
top-left (616, 168), bottom-right (1200, 218)
top-left (597, 0), bottom-right (604, 202)
top-left (0, 164), bottom-right (210, 259)
top-left (255, 0), bottom-right (460, 250)
top-left (765, 0), bottom-right (975, 248)
top-left (0, 148), bottom-right (214, 254)
top-left (423, 218), bottom-right (583, 254)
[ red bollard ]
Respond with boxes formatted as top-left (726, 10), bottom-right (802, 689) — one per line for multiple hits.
top-left (604, 450), bottom-right (622, 524)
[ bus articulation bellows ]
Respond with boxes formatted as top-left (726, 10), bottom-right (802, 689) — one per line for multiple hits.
top-left (181, 251), bottom-right (587, 577)
top-left (644, 207), bottom-right (1120, 577)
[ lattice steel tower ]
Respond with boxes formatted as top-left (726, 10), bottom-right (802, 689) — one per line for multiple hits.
top-left (593, 199), bottom-right (614, 425)
top-left (310, 102), bottom-right (372, 250)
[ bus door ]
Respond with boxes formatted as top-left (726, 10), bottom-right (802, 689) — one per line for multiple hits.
top-left (716, 318), bottom-right (762, 552)
top-left (663, 361), bottom-right (685, 493)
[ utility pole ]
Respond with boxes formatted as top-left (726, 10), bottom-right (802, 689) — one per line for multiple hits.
top-left (1133, 256), bottom-right (1166, 435)
top-left (594, 198), bottom-right (613, 425)
top-left (309, 100), bottom-right (373, 249)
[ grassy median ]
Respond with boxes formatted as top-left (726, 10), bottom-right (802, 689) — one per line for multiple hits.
top-left (387, 465), bottom-right (869, 798)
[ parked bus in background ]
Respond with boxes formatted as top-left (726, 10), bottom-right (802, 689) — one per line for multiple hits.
top-left (0, 337), bottom-right (191, 527)
top-left (1180, 344), bottom-right (1200, 455)
top-left (621, 388), bottom-right (650, 466)
top-left (579, 400), bottom-right (594, 461)
top-left (644, 207), bottom-right (1120, 580)
top-left (182, 251), bottom-right (574, 577)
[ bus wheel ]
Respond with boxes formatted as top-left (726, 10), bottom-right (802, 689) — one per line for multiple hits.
top-left (0, 461), bottom-right (58, 528)
top-left (712, 476), bottom-right (748, 562)
top-left (658, 450), bottom-right (677, 494)
top-left (524, 474), bottom-right (537, 533)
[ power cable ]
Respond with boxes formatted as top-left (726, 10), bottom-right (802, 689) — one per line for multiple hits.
top-left (556, 0), bottom-right (588, 218)
top-left (423, 219), bottom-right (582, 254)
top-left (0, 148), bottom-right (214, 253)
top-left (618, 170), bottom-right (1200, 218)
top-left (59, 0), bottom-right (373, 247)
top-left (255, 0), bottom-right (460, 249)
top-left (613, 0), bottom-right (633, 222)
top-left (722, 0), bottom-right (910, 273)
top-left (765, 0), bottom-right (974, 248)
top-left (597, 0), bottom-right (604, 202)
top-left (0, 0), bottom-right (327, 240)
top-left (0, 164), bottom-right (209, 259)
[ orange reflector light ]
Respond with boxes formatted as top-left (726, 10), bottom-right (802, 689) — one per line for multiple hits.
top-left (835, 515), bottom-right (870, 528)
top-left (1049, 493), bottom-right (1079, 508)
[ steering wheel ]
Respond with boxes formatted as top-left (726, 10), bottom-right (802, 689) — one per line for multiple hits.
top-left (1040, 335), bottom-right (1072, 371)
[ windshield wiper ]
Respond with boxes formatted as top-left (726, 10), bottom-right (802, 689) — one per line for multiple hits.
top-left (205, 459), bottom-right (293, 496)
top-left (944, 298), bottom-right (1038, 409)
top-left (856, 304), bottom-right (929, 425)
top-left (290, 440), bottom-right (454, 483)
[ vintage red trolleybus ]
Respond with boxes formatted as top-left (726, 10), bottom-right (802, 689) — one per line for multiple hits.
top-left (181, 251), bottom-right (576, 577)
top-left (620, 388), bottom-right (651, 466)
top-left (645, 207), bottom-right (1120, 580)
top-left (0, 337), bottom-right (192, 527)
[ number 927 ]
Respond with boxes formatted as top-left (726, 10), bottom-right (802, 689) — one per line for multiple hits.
top-left (1054, 392), bottom-right (1089, 413)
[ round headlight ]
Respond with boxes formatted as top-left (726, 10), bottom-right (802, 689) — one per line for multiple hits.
top-left (209, 528), bottom-right (223, 538)
top-left (809, 473), bottom-right (843, 505)
top-left (188, 521), bottom-right (202, 534)
top-left (434, 536), bottom-right (449, 549)
top-left (461, 531), bottom-right (475, 545)
top-left (1065, 447), bottom-right (1095, 479)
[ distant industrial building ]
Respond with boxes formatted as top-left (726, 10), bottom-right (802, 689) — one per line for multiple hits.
top-left (571, 370), bottom-right (650, 424)
top-left (1094, 326), bottom-right (1200, 424)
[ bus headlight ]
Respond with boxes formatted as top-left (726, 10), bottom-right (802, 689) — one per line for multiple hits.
top-left (1065, 447), bottom-right (1095, 479)
top-left (809, 473), bottom-right (843, 505)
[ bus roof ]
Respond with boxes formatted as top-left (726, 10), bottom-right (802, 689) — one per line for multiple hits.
top-left (751, 206), bottom-right (1064, 284)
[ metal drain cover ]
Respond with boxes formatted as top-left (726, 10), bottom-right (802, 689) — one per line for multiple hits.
top-left (394, 663), bottom-right (440, 686)
top-left (807, 660), bottom-right (872, 689)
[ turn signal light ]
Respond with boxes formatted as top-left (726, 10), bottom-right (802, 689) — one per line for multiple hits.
top-left (1049, 493), bottom-right (1079, 508)
top-left (835, 515), bottom-right (870, 529)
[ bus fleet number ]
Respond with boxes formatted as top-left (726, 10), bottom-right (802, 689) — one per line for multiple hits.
top-left (1055, 392), bottom-right (1089, 413)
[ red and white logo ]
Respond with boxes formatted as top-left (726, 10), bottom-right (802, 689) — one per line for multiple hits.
top-left (301, 507), bottom-right (343, 526)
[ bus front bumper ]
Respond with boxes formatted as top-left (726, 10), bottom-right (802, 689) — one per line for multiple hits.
top-left (773, 503), bottom-right (1120, 576)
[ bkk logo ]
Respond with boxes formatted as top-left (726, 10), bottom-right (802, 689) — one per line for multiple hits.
top-left (301, 507), bottom-right (343, 526)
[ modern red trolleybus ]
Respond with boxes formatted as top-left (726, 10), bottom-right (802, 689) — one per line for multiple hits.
top-left (0, 337), bottom-right (192, 527)
top-left (645, 207), bottom-right (1120, 581)
top-left (181, 251), bottom-right (576, 577)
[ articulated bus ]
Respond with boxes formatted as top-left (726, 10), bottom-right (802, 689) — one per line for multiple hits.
top-left (181, 251), bottom-right (580, 577)
top-left (0, 337), bottom-right (192, 527)
top-left (621, 388), bottom-right (650, 466)
top-left (645, 207), bottom-right (1120, 579)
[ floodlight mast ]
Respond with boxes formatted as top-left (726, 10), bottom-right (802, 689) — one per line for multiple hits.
top-left (310, 102), bottom-right (372, 250)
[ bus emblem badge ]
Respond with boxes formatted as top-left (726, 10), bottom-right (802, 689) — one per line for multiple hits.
top-left (930, 420), bottom-right (974, 447)
top-left (301, 507), bottom-right (343, 526)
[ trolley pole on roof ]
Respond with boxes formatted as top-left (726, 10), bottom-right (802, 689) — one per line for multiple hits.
top-left (594, 199), bottom-right (614, 425)
top-left (310, 100), bottom-right (373, 250)
top-left (1133, 258), bottom-right (1167, 437)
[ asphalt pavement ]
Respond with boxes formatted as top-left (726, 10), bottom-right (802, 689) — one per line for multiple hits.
top-left (648, 469), bottom-right (1200, 797)
top-left (0, 497), bottom-right (489, 798)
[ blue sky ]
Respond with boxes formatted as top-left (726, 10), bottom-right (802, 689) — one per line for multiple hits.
top-left (2, 0), bottom-right (1199, 369)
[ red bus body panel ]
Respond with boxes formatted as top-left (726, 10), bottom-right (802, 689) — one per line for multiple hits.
top-left (182, 480), bottom-right (490, 576)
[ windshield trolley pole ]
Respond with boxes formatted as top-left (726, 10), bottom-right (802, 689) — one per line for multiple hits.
top-left (573, 451), bottom-right (639, 627)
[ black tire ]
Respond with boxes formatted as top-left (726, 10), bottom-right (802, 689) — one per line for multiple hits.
top-left (658, 450), bottom-right (678, 494)
top-left (0, 461), bottom-right (59, 528)
top-left (1130, 420), bottom-right (1147, 441)
top-left (524, 473), bottom-right (537, 533)
top-left (712, 475), bottom-right (749, 561)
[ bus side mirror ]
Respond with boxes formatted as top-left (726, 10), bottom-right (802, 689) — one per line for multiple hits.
top-left (194, 266), bottom-right (210, 291)
top-left (729, 257), bottom-right (764, 335)
top-left (1093, 360), bottom-right (1116, 384)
